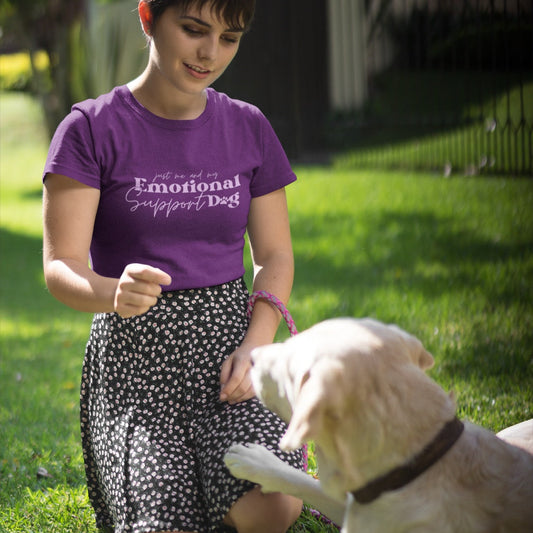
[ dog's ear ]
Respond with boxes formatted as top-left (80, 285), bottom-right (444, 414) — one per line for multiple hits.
top-left (389, 325), bottom-right (434, 370)
top-left (280, 370), bottom-right (324, 451)
top-left (280, 360), bottom-right (345, 451)
top-left (411, 343), bottom-right (434, 371)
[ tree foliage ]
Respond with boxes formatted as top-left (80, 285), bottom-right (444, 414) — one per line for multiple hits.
top-left (0, 0), bottom-right (88, 137)
top-left (1, 0), bottom-right (139, 137)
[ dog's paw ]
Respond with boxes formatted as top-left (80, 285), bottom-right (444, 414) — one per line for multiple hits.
top-left (224, 443), bottom-right (290, 493)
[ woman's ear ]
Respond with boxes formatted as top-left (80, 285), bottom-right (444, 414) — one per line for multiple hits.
top-left (138, 0), bottom-right (153, 36)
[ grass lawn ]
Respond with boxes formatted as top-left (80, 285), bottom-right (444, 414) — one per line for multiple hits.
top-left (1, 91), bottom-right (532, 532)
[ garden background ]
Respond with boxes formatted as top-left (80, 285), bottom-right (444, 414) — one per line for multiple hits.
top-left (1, 0), bottom-right (532, 531)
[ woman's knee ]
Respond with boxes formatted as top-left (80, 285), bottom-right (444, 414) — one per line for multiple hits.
top-left (225, 487), bottom-right (302, 533)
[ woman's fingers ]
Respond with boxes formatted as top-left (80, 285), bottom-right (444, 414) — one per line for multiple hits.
top-left (114, 263), bottom-right (172, 317)
top-left (126, 263), bottom-right (172, 287)
top-left (220, 349), bottom-right (254, 404)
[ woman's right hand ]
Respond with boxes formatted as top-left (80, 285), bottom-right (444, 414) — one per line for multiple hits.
top-left (114, 263), bottom-right (172, 318)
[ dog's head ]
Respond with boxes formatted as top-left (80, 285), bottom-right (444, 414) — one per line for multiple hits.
top-left (251, 318), bottom-right (446, 499)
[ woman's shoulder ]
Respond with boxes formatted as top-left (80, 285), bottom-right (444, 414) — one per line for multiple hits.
top-left (207, 88), bottom-right (265, 122)
top-left (71, 85), bottom-right (128, 119)
top-left (51, 86), bottom-right (131, 154)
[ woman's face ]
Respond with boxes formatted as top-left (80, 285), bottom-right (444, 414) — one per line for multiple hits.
top-left (148, 2), bottom-right (244, 96)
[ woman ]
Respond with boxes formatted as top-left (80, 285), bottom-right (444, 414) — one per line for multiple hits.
top-left (42, 1), bottom-right (304, 532)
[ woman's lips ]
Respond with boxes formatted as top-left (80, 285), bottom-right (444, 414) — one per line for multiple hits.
top-left (184, 63), bottom-right (211, 79)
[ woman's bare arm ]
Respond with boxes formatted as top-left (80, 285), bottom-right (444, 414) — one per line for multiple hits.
top-left (219, 187), bottom-right (294, 403)
top-left (43, 173), bottom-right (171, 317)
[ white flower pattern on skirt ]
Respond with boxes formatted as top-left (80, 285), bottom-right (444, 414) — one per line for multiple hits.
top-left (80, 278), bottom-right (304, 533)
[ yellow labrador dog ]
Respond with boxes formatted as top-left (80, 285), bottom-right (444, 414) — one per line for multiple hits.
top-left (225, 318), bottom-right (533, 532)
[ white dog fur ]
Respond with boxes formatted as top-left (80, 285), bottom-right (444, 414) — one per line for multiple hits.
top-left (224, 318), bottom-right (533, 532)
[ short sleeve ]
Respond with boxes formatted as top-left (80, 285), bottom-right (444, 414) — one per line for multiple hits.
top-left (249, 112), bottom-right (296, 198)
top-left (43, 109), bottom-right (101, 189)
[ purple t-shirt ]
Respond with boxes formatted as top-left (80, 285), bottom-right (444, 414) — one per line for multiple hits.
top-left (43, 86), bottom-right (296, 290)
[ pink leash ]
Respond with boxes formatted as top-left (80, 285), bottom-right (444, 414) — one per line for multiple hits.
top-left (246, 291), bottom-right (340, 529)
top-left (246, 290), bottom-right (299, 336)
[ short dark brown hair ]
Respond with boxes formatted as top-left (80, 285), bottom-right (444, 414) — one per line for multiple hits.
top-left (144, 0), bottom-right (255, 31)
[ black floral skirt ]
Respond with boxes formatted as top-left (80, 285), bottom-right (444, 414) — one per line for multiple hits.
top-left (80, 277), bottom-right (304, 533)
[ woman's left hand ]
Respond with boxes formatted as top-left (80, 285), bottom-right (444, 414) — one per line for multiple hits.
top-left (219, 345), bottom-right (256, 404)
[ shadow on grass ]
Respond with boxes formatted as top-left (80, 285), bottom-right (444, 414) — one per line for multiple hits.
top-left (0, 227), bottom-right (91, 496)
top-left (0, 226), bottom-right (49, 317)
top-left (0, 226), bottom-right (93, 325)
top-left (22, 187), bottom-right (44, 200)
top-left (292, 208), bottom-right (532, 299)
top-left (290, 208), bottom-right (533, 385)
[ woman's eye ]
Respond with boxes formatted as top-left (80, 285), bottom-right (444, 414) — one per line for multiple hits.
top-left (222, 34), bottom-right (239, 44)
top-left (183, 25), bottom-right (203, 36)
top-left (181, 24), bottom-right (239, 44)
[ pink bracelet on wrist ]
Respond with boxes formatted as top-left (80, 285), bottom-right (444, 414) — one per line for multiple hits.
top-left (246, 290), bottom-right (298, 336)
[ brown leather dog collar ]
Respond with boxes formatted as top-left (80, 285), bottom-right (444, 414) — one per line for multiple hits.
top-left (351, 417), bottom-right (465, 504)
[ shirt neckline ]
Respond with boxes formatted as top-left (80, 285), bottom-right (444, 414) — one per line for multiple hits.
top-left (117, 85), bottom-right (215, 130)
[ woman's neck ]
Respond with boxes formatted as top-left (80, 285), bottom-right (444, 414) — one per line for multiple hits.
top-left (128, 68), bottom-right (207, 121)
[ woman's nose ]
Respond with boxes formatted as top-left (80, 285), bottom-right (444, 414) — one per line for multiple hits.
top-left (198, 36), bottom-right (218, 61)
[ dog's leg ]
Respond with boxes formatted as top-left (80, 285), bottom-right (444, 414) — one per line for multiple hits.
top-left (224, 443), bottom-right (346, 526)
